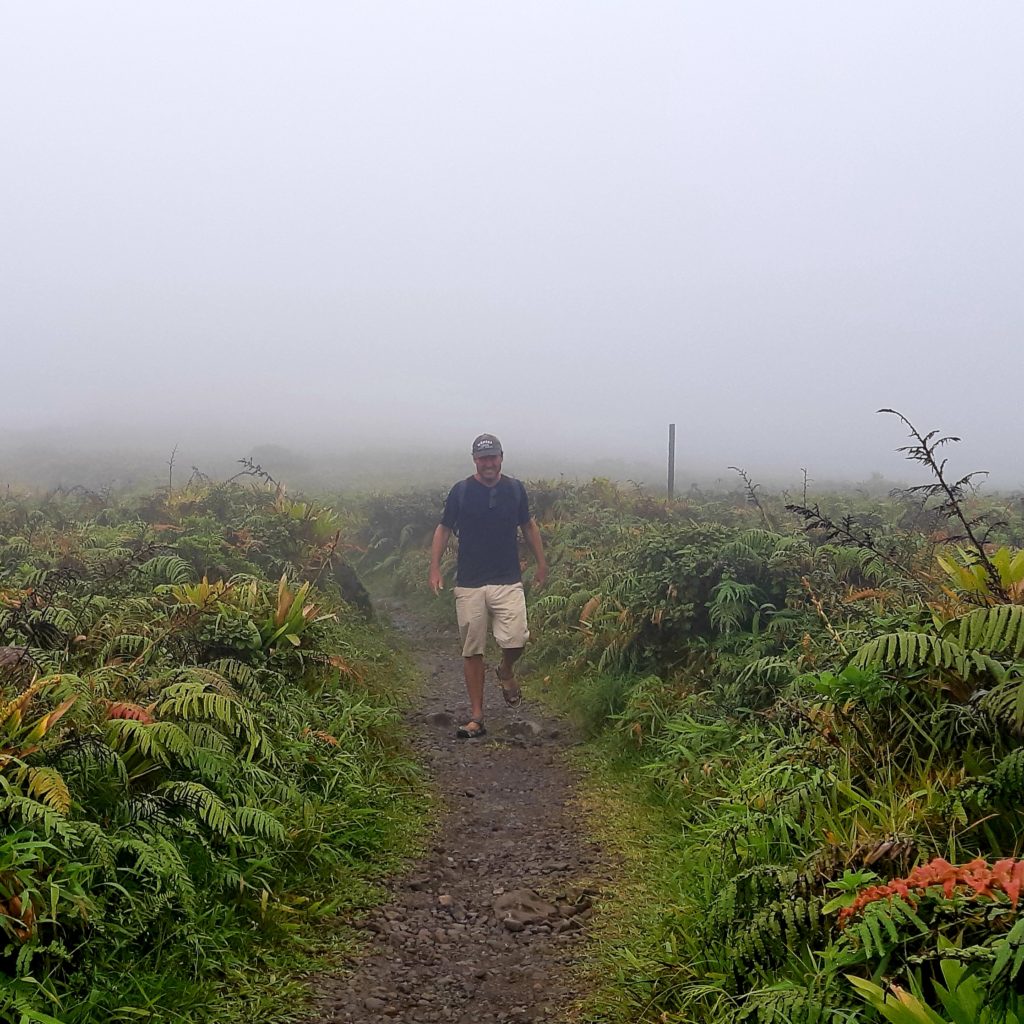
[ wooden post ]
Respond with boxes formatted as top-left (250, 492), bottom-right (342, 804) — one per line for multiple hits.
top-left (667, 423), bottom-right (676, 500)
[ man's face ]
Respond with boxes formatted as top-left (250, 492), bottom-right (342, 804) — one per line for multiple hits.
top-left (473, 453), bottom-right (502, 484)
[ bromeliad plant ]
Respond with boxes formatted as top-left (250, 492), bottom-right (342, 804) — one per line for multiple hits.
top-left (258, 575), bottom-right (325, 650)
top-left (162, 572), bottom-right (330, 654)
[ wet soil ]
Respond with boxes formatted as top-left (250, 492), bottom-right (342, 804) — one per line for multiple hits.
top-left (303, 600), bottom-right (609, 1024)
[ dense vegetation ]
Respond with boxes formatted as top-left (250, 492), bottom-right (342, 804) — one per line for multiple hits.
top-left (0, 475), bottom-right (422, 1023)
top-left (7, 411), bottom-right (1024, 1024)
top-left (363, 415), bottom-right (1024, 1023)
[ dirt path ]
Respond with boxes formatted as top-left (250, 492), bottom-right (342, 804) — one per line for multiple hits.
top-left (304, 599), bottom-right (609, 1024)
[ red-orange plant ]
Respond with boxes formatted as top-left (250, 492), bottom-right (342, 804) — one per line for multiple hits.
top-left (839, 857), bottom-right (1024, 927)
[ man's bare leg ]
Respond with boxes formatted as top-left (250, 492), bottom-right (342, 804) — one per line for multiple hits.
top-left (497, 647), bottom-right (524, 702)
top-left (463, 654), bottom-right (486, 725)
top-left (498, 647), bottom-right (523, 677)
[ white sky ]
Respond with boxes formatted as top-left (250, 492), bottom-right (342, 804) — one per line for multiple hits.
top-left (3, 2), bottom-right (1022, 486)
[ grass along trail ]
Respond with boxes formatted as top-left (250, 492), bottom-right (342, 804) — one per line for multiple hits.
top-left (303, 598), bottom-right (611, 1024)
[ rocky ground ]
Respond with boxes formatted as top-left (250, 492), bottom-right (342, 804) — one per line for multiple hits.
top-left (303, 600), bottom-right (610, 1024)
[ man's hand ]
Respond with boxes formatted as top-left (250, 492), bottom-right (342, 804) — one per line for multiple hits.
top-left (429, 525), bottom-right (452, 595)
top-left (522, 519), bottom-right (548, 591)
top-left (429, 566), bottom-right (444, 594)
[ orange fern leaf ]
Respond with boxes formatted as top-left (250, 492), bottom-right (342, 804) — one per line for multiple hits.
top-left (104, 701), bottom-right (155, 724)
top-left (579, 595), bottom-right (601, 624)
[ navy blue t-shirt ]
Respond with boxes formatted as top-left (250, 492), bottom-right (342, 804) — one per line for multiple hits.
top-left (441, 476), bottom-right (531, 587)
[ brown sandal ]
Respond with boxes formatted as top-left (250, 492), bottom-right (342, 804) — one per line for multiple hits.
top-left (456, 720), bottom-right (486, 739)
top-left (496, 666), bottom-right (523, 708)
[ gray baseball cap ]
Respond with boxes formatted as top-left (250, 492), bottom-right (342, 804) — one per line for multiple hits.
top-left (471, 433), bottom-right (503, 457)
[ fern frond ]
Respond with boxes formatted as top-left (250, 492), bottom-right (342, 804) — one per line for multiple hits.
top-left (118, 793), bottom-right (174, 830)
top-left (716, 541), bottom-right (764, 565)
top-left (728, 529), bottom-right (784, 556)
top-left (15, 766), bottom-right (72, 814)
top-left (175, 667), bottom-right (239, 699)
top-left (156, 681), bottom-right (276, 763)
top-left (982, 679), bottom-right (1024, 734)
top-left (737, 982), bottom-right (833, 1024)
top-left (101, 632), bottom-right (151, 661)
top-left (993, 747), bottom-right (1024, 799)
top-left (204, 658), bottom-right (265, 697)
top-left (73, 819), bottom-right (116, 870)
top-left (82, 546), bottom-right (133, 573)
top-left (737, 656), bottom-right (796, 686)
top-left (137, 555), bottom-right (193, 586)
top-left (851, 631), bottom-right (1005, 683)
top-left (707, 865), bottom-right (797, 938)
top-left (0, 777), bottom-right (77, 841)
top-left (842, 896), bottom-right (928, 959)
top-left (46, 607), bottom-right (80, 634)
top-left (116, 832), bottom-right (197, 908)
top-left (733, 895), bottom-right (825, 976)
top-left (160, 780), bottom-right (236, 837)
top-left (106, 718), bottom-right (195, 766)
top-left (955, 605), bottom-right (1024, 658)
top-left (232, 805), bottom-right (287, 841)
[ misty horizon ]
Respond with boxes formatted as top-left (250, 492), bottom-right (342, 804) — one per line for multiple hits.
top-left (1, 415), bottom-right (1015, 498)
top-left (3, 3), bottom-right (1022, 490)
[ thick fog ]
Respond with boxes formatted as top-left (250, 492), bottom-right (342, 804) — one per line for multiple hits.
top-left (3, 3), bottom-right (1022, 491)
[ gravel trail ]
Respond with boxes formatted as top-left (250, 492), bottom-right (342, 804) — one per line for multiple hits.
top-left (304, 599), bottom-right (609, 1024)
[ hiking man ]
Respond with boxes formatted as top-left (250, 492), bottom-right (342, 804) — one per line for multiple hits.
top-left (429, 434), bottom-right (547, 739)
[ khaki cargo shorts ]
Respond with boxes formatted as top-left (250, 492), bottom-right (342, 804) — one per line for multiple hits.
top-left (453, 583), bottom-right (529, 658)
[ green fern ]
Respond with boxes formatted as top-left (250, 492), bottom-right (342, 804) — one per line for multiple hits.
top-left (0, 984), bottom-right (66, 1024)
top-left (737, 656), bottom-right (797, 686)
top-left (707, 865), bottom-right (797, 938)
top-left (709, 576), bottom-right (760, 634)
top-left (160, 780), bottom-right (235, 837)
top-left (941, 776), bottom-right (996, 827)
top-left (993, 748), bottom-right (1024, 798)
top-left (737, 982), bottom-right (836, 1024)
top-left (179, 721), bottom-right (234, 756)
top-left (732, 895), bottom-right (825, 977)
top-left (851, 631), bottom-right (1006, 683)
top-left (981, 679), bottom-right (1024, 734)
top-left (532, 593), bottom-right (570, 614)
top-left (107, 718), bottom-right (195, 767)
top-left (100, 632), bottom-right (151, 662)
top-left (204, 658), bottom-right (266, 698)
top-left (137, 555), bottom-right (194, 586)
top-left (156, 680), bottom-right (276, 763)
top-left (0, 777), bottom-right (78, 842)
top-left (72, 819), bottom-right (116, 871)
top-left (955, 605), bottom-right (1024, 658)
top-left (232, 805), bottom-right (287, 841)
top-left (82, 546), bottom-right (134, 573)
top-left (178, 667), bottom-right (240, 699)
top-left (840, 896), bottom-right (928, 961)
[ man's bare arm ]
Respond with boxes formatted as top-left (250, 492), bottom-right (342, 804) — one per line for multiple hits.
top-left (429, 524), bottom-right (452, 593)
top-left (521, 519), bottom-right (548, 588)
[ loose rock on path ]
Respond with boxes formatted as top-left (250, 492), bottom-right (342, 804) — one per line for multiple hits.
top-left (303, 600), bottom-right (609, 1024)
